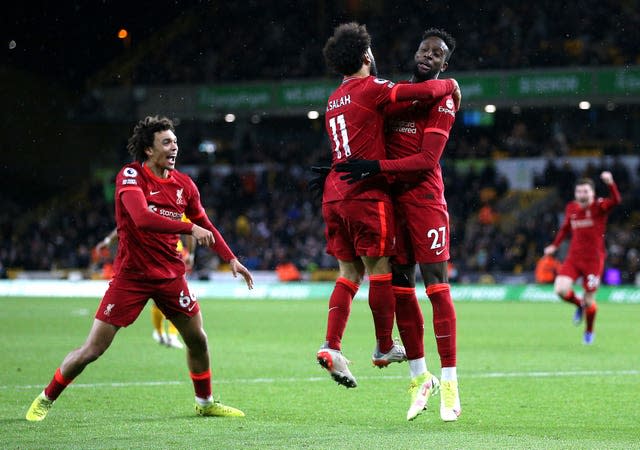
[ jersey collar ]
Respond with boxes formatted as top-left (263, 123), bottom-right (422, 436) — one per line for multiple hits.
top-left (142, 162), bottom-right (174, 183)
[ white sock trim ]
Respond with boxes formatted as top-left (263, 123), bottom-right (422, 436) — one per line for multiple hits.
top-left (408, 358), bottom-right (427, 379)
top-left (441, 366), bottom-right (457, 381)
top-left (195, 395), bottom-right (213, 406)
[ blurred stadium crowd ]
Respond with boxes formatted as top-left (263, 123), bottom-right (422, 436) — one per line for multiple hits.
top-left (100, 1), bottom-right (640, 85)
top-left (2, 138), bottom-right (638, 284)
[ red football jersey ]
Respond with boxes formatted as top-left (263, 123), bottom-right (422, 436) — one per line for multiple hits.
top-left (384, 87), bottom-right (457, 205)
top-left (322, 76), bottom-right (456, 203)
top-left (552, 183), bottom-right (621, 260)
top-left (323, 76), bottom-right (397, 203)
top-left (114, 162), bottom-right (204, 280)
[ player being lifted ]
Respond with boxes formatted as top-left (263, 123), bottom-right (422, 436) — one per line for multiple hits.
top-left (26, 116), bottom-right (253, 421)
top-left (317, 22), bottom-right (460, 389)
top-left (544, 171), bottom-right (620, 345)
top-left (337, 29), bottom-right (461, 421)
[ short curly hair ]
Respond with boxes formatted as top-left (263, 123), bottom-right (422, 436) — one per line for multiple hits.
top-left (323, 22), bottom-right (371, 76)
top-left (127, 115), bottom-right (175, 163)
top-left (422, 28), bottom-right (456, 62)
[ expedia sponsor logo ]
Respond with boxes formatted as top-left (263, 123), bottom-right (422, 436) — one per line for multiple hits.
top-left (390, 120), bottom-right (417, 134)
top-left (438, 105), bottom-right (456, 117)
top-left (148, 204), bottom-right (182, 220)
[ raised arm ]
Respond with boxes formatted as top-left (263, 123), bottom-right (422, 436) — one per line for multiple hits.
top-left (391, 79), bottom-right (461, 109)
top-left (188, 209), bottom-right (254, 289)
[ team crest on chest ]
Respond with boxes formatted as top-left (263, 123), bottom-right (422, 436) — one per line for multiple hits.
top-left (176, 188), bottom-right (185, 205)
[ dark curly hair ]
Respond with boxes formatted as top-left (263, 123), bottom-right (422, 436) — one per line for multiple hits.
top-left (422, 28), bottom-right (456, 62)
top-left (323, 22), bottom-right (371, 76)
top-left (127, 115), bottom-right (175, 163)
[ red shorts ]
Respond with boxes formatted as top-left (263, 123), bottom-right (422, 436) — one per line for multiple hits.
top-left (323, 200), bottom-right (395, 261)
top-left (95, 276), bottom-right (199, 327)
top-left (558, 257), bottom-right (604, 293)
top-left (393, 201), bottom-right (449, 265)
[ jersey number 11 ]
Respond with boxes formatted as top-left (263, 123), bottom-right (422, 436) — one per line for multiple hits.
top-left (329, 114), bottom-right (351, 159)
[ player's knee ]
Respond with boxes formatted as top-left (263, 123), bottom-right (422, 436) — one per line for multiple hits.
top-left (80, 344), bottom-right (108, 363)
top-left (183, 328), bottom-right (208, 353)
top-left (392, 265), bottom-right (415, 287)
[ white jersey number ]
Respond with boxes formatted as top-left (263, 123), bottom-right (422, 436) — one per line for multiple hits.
top-left (328, 114), bottom-right (351, 159)
top-left (427, 227), bottom-right (447, 252)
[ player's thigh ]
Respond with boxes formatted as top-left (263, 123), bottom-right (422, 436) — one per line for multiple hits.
top-left (401, 202), bottom-right (450, 264)
top-left (323, 202), bottom-right (357, 261)
top-left (347, 200), bottom-right (395, 258)
top-left (579, 259), bottom-right (605, 294)
top-left (152, 276), bottom-right (200, 321)
top-left (95, 277), bottom-right (153, 327)
top-left (392, 202), bottom-right (415, 266)
top-left (553, 275), bottom-right (574, 293)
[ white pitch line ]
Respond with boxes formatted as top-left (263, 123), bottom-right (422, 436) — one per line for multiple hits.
top-left (2, 369), bottom-right (638, 391)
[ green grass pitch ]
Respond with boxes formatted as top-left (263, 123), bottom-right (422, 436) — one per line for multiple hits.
top-left (1, 296), bottom-right (639, 449)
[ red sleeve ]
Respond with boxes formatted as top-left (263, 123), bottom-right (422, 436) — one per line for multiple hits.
top-left (391, 79), bottom-right (454, 103)
top-left (551, 207), bottom-right (572, 247)
top-left (379, 132), bottom-right (448, 173)
top-left (188, 212), bottom-right (236, 262)
top-left (121, 189), bottom-right (194, 234)
top-left (600, 182), bottom-right (621, 212)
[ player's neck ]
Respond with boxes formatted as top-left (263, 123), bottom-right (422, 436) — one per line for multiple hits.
top-left (345, 65), bottom-right (370, 79)
top-left (144, 161), bottom-right (170, 179)
top-left (411, 73), bottom-right (439, 83)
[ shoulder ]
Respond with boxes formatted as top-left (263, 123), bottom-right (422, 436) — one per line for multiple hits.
top-left (368, 76), bottom-right (396, 89)
top-left (116, 162), bottom-right (144, 187)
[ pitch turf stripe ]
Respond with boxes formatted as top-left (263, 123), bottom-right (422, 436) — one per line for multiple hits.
top-left (3, 369), bottom-right (639, 390)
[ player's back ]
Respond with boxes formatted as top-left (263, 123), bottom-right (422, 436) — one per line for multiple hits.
top-left (323, 76), bottom-right (395, 203)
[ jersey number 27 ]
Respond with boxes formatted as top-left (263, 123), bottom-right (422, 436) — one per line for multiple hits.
top-left (328, 114), bottom-right (351, 159)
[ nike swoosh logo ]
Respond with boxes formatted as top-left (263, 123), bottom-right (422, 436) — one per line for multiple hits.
top-left (435, 334), bottom-right (451, 339)
top-left (435, 249), bottom-right (445, 255)
top-left (150, 191), bottom-right (160, 195)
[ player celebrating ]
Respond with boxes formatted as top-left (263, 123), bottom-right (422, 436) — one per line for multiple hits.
top-left (26, 116), bottom-right (253, 421)
top-left (96, 217), bottom-right (195, 350)
top-left (336, 28), bottom-right (461, 421)
top-left (317, 22), bottom-right (460, 389)
top-left (544, 171), bottom-right (621, 345)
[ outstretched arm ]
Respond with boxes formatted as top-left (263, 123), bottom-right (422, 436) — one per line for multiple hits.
top-left (188, 210), bottom-right (254, 290)
top-left (392, 79), bottom-right (461, 109)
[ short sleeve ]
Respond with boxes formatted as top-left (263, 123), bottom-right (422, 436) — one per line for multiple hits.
top-left (115, 165), bottom-right (144, 197)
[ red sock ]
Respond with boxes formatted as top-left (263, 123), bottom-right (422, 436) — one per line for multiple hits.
top-left (394, 286), bottom-right (424, 360)
top-left (44, 368), bottom-right (73, 401)
top-left (427, 283), bottom-right (457, 368)
top-left (190, 369), bottom-right (212, 400)
top-left (369, 273), bottom-right (395, 354)
top-left (561, 289), bottom-right (582, 307)
top-left (325, 277), bottom-right (358, 350)
top-left (585, 302), bottom-right (597, 333)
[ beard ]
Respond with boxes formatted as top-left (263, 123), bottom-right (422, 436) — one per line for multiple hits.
top-left (412, 63), bottom-right (438, 81)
